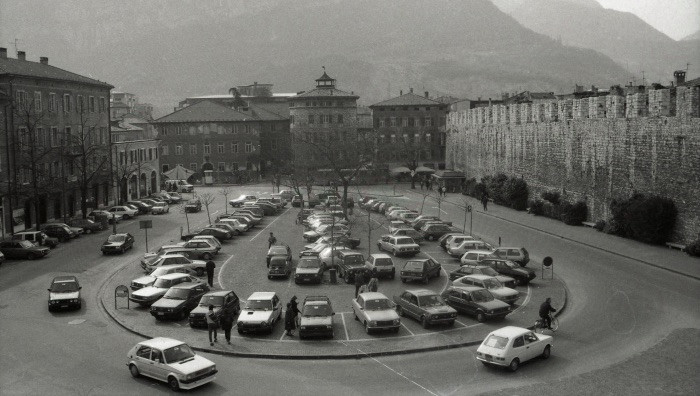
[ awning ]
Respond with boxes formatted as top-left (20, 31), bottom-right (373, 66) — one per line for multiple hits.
top-left (163, 165), bottom-right (195, 180)
top-left (415, 166), bottom-right (435, 173)
top-left (390, 166), bottom-right (411, 174)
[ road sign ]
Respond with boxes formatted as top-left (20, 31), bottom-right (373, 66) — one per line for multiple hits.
top-left (543, 256), bottom-right (553, 267)
top-left (139, 220), bottom-right (152, 229)
top-left (541, 256), bottom-right (554, 280)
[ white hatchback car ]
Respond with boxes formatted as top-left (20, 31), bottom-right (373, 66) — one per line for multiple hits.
top-left (127, 337), bottom-right (217, 391)
top-left (108, 205), bottom-right (138, 219)
top-left (476, 326), bottom-right (552, 372)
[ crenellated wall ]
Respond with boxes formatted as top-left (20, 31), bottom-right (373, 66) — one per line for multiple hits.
top-left (447, 86), bottom-right (700, 243)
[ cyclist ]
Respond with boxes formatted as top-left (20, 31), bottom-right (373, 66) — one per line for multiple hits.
top-left (539, 297), bottom-right (557, 329)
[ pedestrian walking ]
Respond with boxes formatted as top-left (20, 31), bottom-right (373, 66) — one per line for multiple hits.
top-left (205, 260), bottom-right (216, 287)
top-left (481, 193), bottom-right (489, 211)
top-left (206, 305), bottom-right (218, 346)
top-left (420, 180), bottom-right (424, 190)
top-left (354, 269), bottom-right (367, 297)
top-left (268, 232), bottom-right (277, 248)
top-left (219, 311), bottom-right (235, 345)
top-left (285, 296), bottom-right (300, 336)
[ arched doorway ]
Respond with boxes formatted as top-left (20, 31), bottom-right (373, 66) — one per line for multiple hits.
top-left (150, 171), bottom-right (157, 194)
top-left (139, 174), bottom-right (147, 197)
top-left (129, 175), bottom-right (138, 199)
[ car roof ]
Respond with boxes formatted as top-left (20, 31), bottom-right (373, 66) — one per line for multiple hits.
top-left (370, 253), bottom-right (392, 259)
top-left (52, 275), bottom-right (78, 283)
top-left (488, 326), bottom-right (530, 338)
top-left (464, 250), bottom-right (494, 255)
top-left (359, 292), bottom-right (389, 300)
top-left (464, 274), bottom-right (491, 280)
top-left (406, 289), bottom-right (437, 296)
top-left (138, 337), bottom-right (185, 350)
top-left (248, 292), bottom-right (276, 300)
top-left (449, 285), bottom-right (484, 293)
top-left (338, 250), bottom-right (362, 256)
top-left (157, 272), bottom-right (192, 280)
top-left (406, 258), bottom-right (430, 263)
top-left (170, 281), bottom-right (204, 290)
top-left (203, 290), bottom-right (233, 297)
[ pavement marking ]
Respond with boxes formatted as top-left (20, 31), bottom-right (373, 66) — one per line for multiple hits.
top-left (421, 251), bottom-right (451, 295)
top-left (400, 322), bottom-right (415, 335)
top-left (68, 319), bottom-right (86, 325)
top-left (249, 208), bottom-right (290, 241)
top-left (340, 312), bottom-right (351, 340)
top-left (511, 284), bottom-right (532, 315)
top-left (455, 319), bottom-right (468, 327)
top-left (279, 329), bottom-right (289, 340)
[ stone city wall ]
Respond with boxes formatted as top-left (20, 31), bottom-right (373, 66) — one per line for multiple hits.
top-left (447, 86), bottom-right (700, 243)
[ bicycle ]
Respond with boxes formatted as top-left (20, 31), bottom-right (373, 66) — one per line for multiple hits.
top-left (534, 315), bottom-right (559, 333)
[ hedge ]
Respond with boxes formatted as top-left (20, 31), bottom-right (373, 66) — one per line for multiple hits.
top-left (609, 194), bottom-right (677, 245)
top-left (687, 239), bottom-right (700, 257)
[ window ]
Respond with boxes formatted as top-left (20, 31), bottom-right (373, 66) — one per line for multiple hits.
top-left (162, 164), bottom-right (169, 172)
top-left (161, 145), bottom-right (169, 156)
top-left (218, 162), bottom-right (225, 171)
top-left (425, 116), bottom-right (433, 127)
top-left (232, 162), bottom-right (239, 171)
top-left (77, 95), bottom-right (83, 113)
top-left (324, 114), bottom-right (332, 124)
top-left (63, 94), bottom-right (71, 112)
top-left (34, 92), bottom-right (42, 112)
top-left (426, 133), bottom-right (431, 142)
top-left (439, 116), bottom-right (446, 126)
top-left (402, 117), bottom-right (408, 127)
top-left (100, 127), bottom-right (107, 144)
top-left (190, 144), bottom-right (197, 155)
top-left (175, 144), bottom-right (183, 155)
top-left (231, 143), bottom-right (239, 153)
top-left (35, 127), bottom-right (43, 147)
top-left (16, 90), bottom-right (27, 109)
top-left (378, 118), bottom-right (385, 127)
top-left (203, 143), bottom-right (211, 154)
top-left (513, 336), bottom-right (524, 348)
top-left (176, 125), bottom-right (182, 135)
top-left (217, 143), bottom-right (224, 154)
top-left (89, 96), bottom-right (95, 112)
top-left (408, 117), bottom-right (415, 127)
top-left (48, 93), bottom-right (56, 112)
top-left (308, 115), bottom-right (314, 124)
top-left (99, 97), bottom-right (106, 112)
top-left (244, 142), bottom-right (252, 153)
top-left (290, 115), bottom-right (294, 125)
top-left (119, 151), bottom-right (125, 165)
top-left (190, 163), bottom-right (198, 172)
top-left (271, 139), bottom-right (277, 150)
top-left (50, 127), bottom-right (61, 147)
top-left (336, 114), bottom-right (343, 124)
top-left (390, 117), bottom-right (396, 127)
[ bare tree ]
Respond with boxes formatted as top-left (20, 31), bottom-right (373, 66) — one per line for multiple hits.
top-left (379, 133), bottom-right (427, 189)
top-left (199, 193), bottom-right (215, 224)
top-left (178, 202), bottom-right (191, 233)
top-left (219, 186), bottom-right (232, 214)
top-left (349, 187), bottom-right (386, 257)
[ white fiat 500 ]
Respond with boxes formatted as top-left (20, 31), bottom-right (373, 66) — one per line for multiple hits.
top-left (476, 326), bottom-right (553, 372)
top-left (127, 337), bottom-right (217, 391)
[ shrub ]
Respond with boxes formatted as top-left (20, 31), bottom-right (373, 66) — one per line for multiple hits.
top-left (686, 239), bottom-right (700, 257)
top-left (610, 194), bottom-right (677, 244)
top-left (487, 173), bottom-right (509, 205)
top-left (529, 199), bottom-right (545, 215)
top-left (541, 190), bottom-right (561, 205)
top-left (594, 220), bottom-right (606, 231)
top-left (560, 201), bottom-right (588, 226)
top-left (504, 178), bottom-right (529, 211)
top-left (474, 182), bottom-right (487, 199)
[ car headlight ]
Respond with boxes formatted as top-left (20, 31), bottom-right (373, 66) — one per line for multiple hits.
top-left (326, 325), bottom-right (333, 329)
top-left (185, 372), bottom-right (195, 380)
top-left (300, 326), bottom-right (307, 330)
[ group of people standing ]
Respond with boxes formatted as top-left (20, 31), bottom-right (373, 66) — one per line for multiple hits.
top-left (206, 305), bottom-right (236, 346)
top-left (354, 269), bottom-right (379, 297)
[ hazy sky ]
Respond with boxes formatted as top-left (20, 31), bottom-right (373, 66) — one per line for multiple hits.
top-left (597, 0), bottom-right (700, 40)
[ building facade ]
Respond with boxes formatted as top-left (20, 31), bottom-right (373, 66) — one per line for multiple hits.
top-left (111, 119), bottom-right (160, 202)
top-left (1, 48), bottom-right (113, 236)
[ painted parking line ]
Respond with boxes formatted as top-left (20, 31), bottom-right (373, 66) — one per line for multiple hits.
top-left (455, 319), bottom-right (469, 327)
top-left (400, 322), bottom-right (415, 335)
top-left (512, 284), bottom-right (532, 314)
top-left (249, 208), bottom-right (291, 241)
top-left (340, 312), bottom-right (350, 340)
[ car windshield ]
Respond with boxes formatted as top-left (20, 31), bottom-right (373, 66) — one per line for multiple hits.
top-left (200, 295), bottom-right (224, 306)
top-left (50, 281), bottom-right (79, 292)
top-left (245, 299), bottom-right (273, 310)
top-left (107, 235), bottom-right (126, 242)
top-left (163, 344), bottom-right (195, 363)
top-left (481, 267), bottom-right (499, 276)
top-left (417, 294), bottom-right (443, 307)
top-left (483, 335), bottom-right (509, 350)
top-left (18, 240), bottom-right (34, 248)
top-left (298, 259), bottom-right (320, 269)
top-left (374, 258), bottom-right (392, 266)
top-left (364, 298), bottom-right (392, 310)
top-left (302, 304), bottom-right (332, 316)
top-left (472, 289), bottom-right (494, 302)
top-left (151, 267), bottom-right (178, 277)
top-left (404, 261), bottom-right (424, 271)
top-left (153, 278), bottom-right (174, 288)
top-left (343, 255), bottom-right (364, 265)
top-left (269, 246), bottom-right (288, 255)
top-left (483, 278), bottom-right (502, 289)
top-left (154, 202), bottom-right (167, 207)
top-left (163, 288), bottom-right (190, 299)
top-left (187, 200), bottom-right (199, 205)
top-left (396, 238), bottom-right (414, 245)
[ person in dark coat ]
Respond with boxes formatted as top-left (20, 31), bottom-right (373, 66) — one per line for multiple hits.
top-left (205, 260), bottom-right (216, 287)
top-left (219, 312), bottom-right (235, 345)
top-left (285, 299), bottom-right (300, 336)
top-left (289, 295), bottom-right (300, 327)
top-left (268, 232), bottom-right (277, 248)
top-left (206, 305), bottom-right (218, 346)
top-left (481, 193), bottom-right (489, 211)
top-left (354, 270), bottom-right (367, 297)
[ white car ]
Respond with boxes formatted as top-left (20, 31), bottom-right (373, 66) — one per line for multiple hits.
top-left (352, 292), bottom-right (400, 333)
top-left (377, 235), bottom-right (420, 257)
top-left (476, 326), bottom-right (552, 372)
top-left (447, 240), bottom-right (493, 258)
top-left (460, 250), bottom-right (495, 266)
top-left (141, 253), bottom-right (207, 275)
top-left (237, 292), bottom-right (282, 334)
top-left (128, 273), bottom-right (198, 307)
top-left (216, 218), bottom-right (249, 233)
top-left (452, 274), bottom-right (519, 305)
top-left (188, 235), bottom-right (222, 250)
top-left (108, 205), bottom-right (138, 219)
top-left (127, 337), bottom-right (217, 391)
top-left (151, 201), bottom-right (170, 214)
top-left (130, 265), bottom-right (195, 290)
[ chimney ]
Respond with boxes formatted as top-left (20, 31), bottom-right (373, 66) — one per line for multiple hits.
top-left (674, 70), bottom-right (686, 85)
top-left (17, 51), bottom-right (26, 60)
top-left (424, 91), bottom-right (429, 98)
top-left (0, 47), bottom-right (6, 59)
top-left (410, 88), bottom-right (413, 93)
top-left (40, 56), bottom-right (48, 65)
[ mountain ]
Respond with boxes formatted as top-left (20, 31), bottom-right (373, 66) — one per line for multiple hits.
top-left (682, 30), bottom-right (700, 41)
top-left (490, 0), bottom-right (700, 84)
top-left (1, 0), bottom-right (629, 115)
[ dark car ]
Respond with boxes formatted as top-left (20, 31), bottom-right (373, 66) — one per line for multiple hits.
top-left (101, 233), bottom-right (135, 254)
top-left (334, 250), bottom-right (366, 283)
top-left (478, 258), bottom-right (536, 285)
top-left (254, 201), bottom-right (278, 215)
top-left (393, 289), bottom-right (457, 328)
top-left (400, 258), bottom-right (441, 284)
top-left (48, 275), bottom-right (82, 311)
top-left (420, 223), bottom-right (454, 241)
top-left (12, 231), bottom-right (59, 249)
top-left (441, 285), bottom-right (512, 322)
top-left (184, 199), bottom-right (202, 213)
top-left (299, 296), bottom-right (335, 339)
top-left (307, 194), bottom-right (321, 208)
top-left (267, 244), bottom-right (292, 266)
top-left (150, 282), bottom-right (210, 320)
top-left (412, 217), bottom-right (441, 231)
top-left (291, 195), bottom-right (304, 207)
top-left (0, 240), bottom-right (50, 260)
top-left (294, 256), bottom-right (323, 284)
top-left (127, 200), bottom-right (152, 214)
top-left (41, 223), bottom-right (78, 242)
top-left (66, 218), bottom-right (105, 234)
top-left (189, 290), bottom-right (241, 328)
top-left (268, 256), bottom-right (292, 279)
top-left (181, 227), bottom-right (232, 242)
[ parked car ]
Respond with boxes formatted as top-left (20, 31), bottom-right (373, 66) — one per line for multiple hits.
top-left (126, 337), bottom-right (217, 391)
top-left (131, 265), bottom-right (195, 291)
top-left (411, 216), bottom-right (441, 230)
top-left (448, 240), bottom-right (494, 258)
top-left (141, 253), bottom-right (207, 276)
top-left (66, 218), bottom-right (105, 233)
top-left (108, 205), bottom-right (138, 219)
top-left (478, 258), bottom-right (536, 285)
top-left (41, 223), bottom-right (79, 241)
top-left (268, 256), bottom-right (292, 279)
top-left (0, 240), bottom-right (50, 260)
top-left (460, 250), bottom-right (496, 266)
top-left (303, 224), bottom-right (350, 242)
top-left (127, 200), bottom-right (152, 214)
top-left (437, 232), bottom-right (468, 249)
top-left (449, 265), bottom-right (517, 288)
top-left (237, 292), bottom-right (282, 334)
top-left (393, 289), bottom-right (457, 328)
top-left (421, 223), bottom-right (454, 241)
top-left (189, 290), bottom-right (241, 328)
top-left (151, 192), bottom-right (179, 204)
top-left (309, 234), bottom-right (360, 250)
top-left (216, 218), bottom-right (248, 234)
top-left (150, 281), bottom-right (210, 320)
top-left (400, 258), bottom-right (442, 284)
top-left (12, 230), bottom-right (59, 249)
top-left (278, 190), bottom-right (295, 201)
top-left (101, 233), bottom-right (135, 255)
top-left (398, 211), bottom-right (419, 223)
top-left (0, 251), bottom-right (5, 265)
top-left (294, 256), bottom-right (323, 284)
top-left (476, 326), bottom-right (553, 371)
top-left (442, 286), bottom-right (512, 322)
top-left (390, 228), bottom-right (424, 243)
top-left (253, 200), bottom-right (278, 215)
top-left (318, 245), bottom-right (352, 270)
top-left (164, 179), bottom-right (194, 193)
top-left (188, 235), bottom-right (222, 250)
top-left (181, 227), bottom-right (231, 242)
top-left (229, 194), bottom-right (258, 207)
top-left (291, 195), bottom-right (304, 207)
top-left (47, 275), bottom-right (81, 311)
top-left (184, 199), bottom-right (201, 212)
top-left (377, 235), bottom-right (420, 257)
top-left (334, 250), bottom-right (366, 283)
top-left (266, 244), bottom-right (292, 266)
top-left (488, 247), bottom-right (531, 267)
top-left (365, 253), bottom-right (396, 279)
top-left (352, 292), bottom-right (400, 334)
top-left (128, 273), bottom-right (199, 307)
top-left (299, 296), bottom-right (334, 339)
top-left (238, 205), bottom-right (265, 218)
top-left (452, 274), bottom-right (520, 305)
top-left (307, 194), bottom-right (321, 208)
top-left (222, 214), bottom-right (255, 228)
top-left (150, 201), bottom-right (170, 215)
top-left (88, 210), bottom-right (123, 224)
top-left (154, 239), bottom-right (218, 260)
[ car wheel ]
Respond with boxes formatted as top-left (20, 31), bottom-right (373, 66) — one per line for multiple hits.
top-left (481, 361), bottom-right (491, 367)
top-left (377, 244), bottom-right (383, 252)
top-left (268, 275), bottom-right (272, 280)
top-left (508, 358), bottom-right (520, 372)
top-left (237, 328), bottom-right (243, 334)
top-left (102, 251), bottom-right (107, 255)
top-left (120, 247), bottom-right (126, 254)
top-left (541, 345), bottom-right (551, 359)
top-left (422, 276), bottom-right (428, 284)
top-left (354, 312), bottom-right (359, 321)
top-left (448, 320), bottom-right (455, 327)
top-left (420, 316), bottom-right (428, 329)
top-left (123, 215), bottom-right (130, 220)
top-left (476, 312), bottom-right (487, 323)
top-left (196, 268), bottom-right (204, 277)
top-left (168, 376), bottom-right (180, 391)
top-left (393, 326), bottom-right (400, 333)
top-left (129, 364), bottom-right (140, 378)
top-left (203, 253), bottom-right (213, 260)
top-left (85, 229), bottom-right (92, 234)
top-left (26, 253), bottom-right (36, 260)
